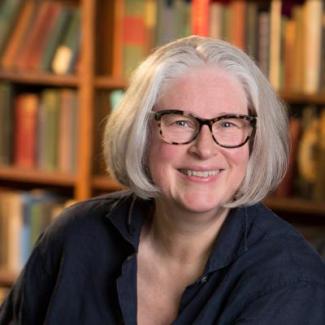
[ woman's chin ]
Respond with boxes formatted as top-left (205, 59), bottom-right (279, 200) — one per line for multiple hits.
top-left (174, 193), bottom-right (227, 215)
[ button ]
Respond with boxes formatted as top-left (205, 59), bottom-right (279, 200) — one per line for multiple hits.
top-left (200, 275), bottom-right (208, 284)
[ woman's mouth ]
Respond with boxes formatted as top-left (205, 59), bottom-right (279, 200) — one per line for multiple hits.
top-left (179, 169), bottom-right (222, 178)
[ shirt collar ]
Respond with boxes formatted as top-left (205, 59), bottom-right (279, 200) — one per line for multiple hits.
top-left (105, 191), bottom-right (153, 250)
top-left (205, 206), bottom-right (249, 272)
top-left (106, 191), bottom-right (250, 270)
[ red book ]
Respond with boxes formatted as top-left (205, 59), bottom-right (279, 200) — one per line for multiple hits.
top-left (15, 2), bottom-right (61, 71)
top-left (1, 0), bottom-right (35, 70)
top-left (229, 0), bottom-right (246, 49)
top-left (192, 0), bottom-right (210, 36)
top-left (14, 94), bottom-right (39, 169)
top-left (27, 2), bottom-right (63, 71)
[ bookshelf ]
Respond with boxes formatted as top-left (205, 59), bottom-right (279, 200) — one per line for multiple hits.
top-left (0, 0), bottom-right (324, 292)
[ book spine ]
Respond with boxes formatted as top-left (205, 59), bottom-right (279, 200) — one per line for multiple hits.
top-left (269, 0), bottom-right (282, 91)
top-left (0, 83), bottom-right (14, 166)
top-left (303, 0), bottom-right (323, 94)
top-left (14, 94), bottom-right (39, 169)
top-left (191, 0), bottom-right (210, 36)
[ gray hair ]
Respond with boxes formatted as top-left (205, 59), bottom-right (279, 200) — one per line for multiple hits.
top-left (103, 36), bottom-right (289, 207)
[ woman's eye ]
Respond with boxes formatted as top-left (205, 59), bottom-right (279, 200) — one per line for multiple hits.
top-left (175, 120), bottom-right (189, 127)
top-left (221, 121), bottom-right (234, 128)
top-left (219, 119), bottom-right (241, 128)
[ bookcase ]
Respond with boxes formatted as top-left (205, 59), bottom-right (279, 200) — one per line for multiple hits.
top-left (0, 0), bottom-right (325, 293)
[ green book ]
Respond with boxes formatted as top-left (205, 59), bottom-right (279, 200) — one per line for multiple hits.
top-left (0, 0), bottom-right (23, 55)
top-left (122, 0), bottom-right (146, 77)
top-left (51, 8), bottom-right (80, 74)
top-left (38, 89), bottom-right (61, 171)
top-left (0, 82), bottom-right (14, 165)
top-left (110, 89), bottom-right (124, 112)
top-left (40, 7), bottom-right (73, 72)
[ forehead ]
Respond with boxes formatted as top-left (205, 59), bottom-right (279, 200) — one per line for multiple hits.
top-left (157, 65), bottom-right (248, 117)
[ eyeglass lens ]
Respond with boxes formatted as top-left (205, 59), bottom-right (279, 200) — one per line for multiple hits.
top-left (159, 112), bottom-right (254, 148)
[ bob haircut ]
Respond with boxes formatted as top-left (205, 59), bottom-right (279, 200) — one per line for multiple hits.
top-left (103, 36), bottom-right (289, 208)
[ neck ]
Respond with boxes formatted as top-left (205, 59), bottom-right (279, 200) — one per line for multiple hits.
top-left (143, 198), bottom-right (229, 265)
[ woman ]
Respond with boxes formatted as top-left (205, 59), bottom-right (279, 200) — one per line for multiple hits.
top-left (1, 36), bottom-right (325, 324)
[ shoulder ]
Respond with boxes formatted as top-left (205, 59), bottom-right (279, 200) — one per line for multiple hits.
top-left (45, 190), bottom-right (133, 237)
top-left (241, 203), bottom-right (325, 293)
top-left (33, 191), bottom-right (135, 267)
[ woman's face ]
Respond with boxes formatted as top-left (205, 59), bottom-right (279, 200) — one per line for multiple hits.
top-left (148, 66), bottom-right (250, 215)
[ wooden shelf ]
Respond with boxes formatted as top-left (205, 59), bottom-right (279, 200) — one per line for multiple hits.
top-left (279, 91), bottom-right (325, 104)
top-left (92, 175), bottom-right (123, 191)
top-left (95, 76), bottom-right (127, 89)
top-left (0, 166), bottom-right (76, 187)
top-left (265, 197), bottom-right (325, 216)
top-left (0, 70), bottom-right (79, 87)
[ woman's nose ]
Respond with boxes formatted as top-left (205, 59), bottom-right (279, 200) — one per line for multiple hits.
top-left (188, 125), bottom-right (218, 159)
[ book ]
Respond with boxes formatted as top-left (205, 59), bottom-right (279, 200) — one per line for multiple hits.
top-left (155, 0), bottom-right (176, 46)
top-left (144, 0), bottom-right (157, 53)
top-left (38, 89), bottom-right (61, 171)
top-left (229, 0), bottom-right (246, 49)
top-left (191, 0), bottom-right (210, 36)
top-left (269, 0), bottom-right (282, 91)
top-left (209, 1), bottom-right (223, 39)
top-left (0, 0), bottom-right (35, 70)
top-left (0, 0), bottom-right (24, 56)
top-left (292, 4), bottom-right (304, 93)
top-left (58, 89), bottom-right (78, 173)
top-left (13, 93), bottom-right (39, 169)
top-left (245, 0), bottom-right (258, 59)
top-left (39, 6), bottom-right (73, 72)
top-left (0, 189), bottom-right (69, 272)
top-left (257, 8), bottom-right (270, 78)
top-left (121, 0), bottom-right (147, 77)
top-left (283, 18), bottom-right (296, 92)
top-left (14, 2), bottom-right (55, 71)
top-left (314, 109), bottom-right (325, 202)
top-left (173, 0), bottom-right (191, 40)
top-left (25, 2), bottom-right (63, 71)
top-left (221, 2), bottom-right (231, 43)
top-left (303, 0), bottom-right (323, 94)
top-left (155, 0), bottom-right (190, 47)
top-left (0, 82), bottom-right (14, 166)
top-left (275, 115), bottom-right (301, 198)
top-left (0, 191), bottom-right (22, 273)
top-left (52, 8), bottom-right (81, 75)
top-left (110, 89), bottom-right (125, 111)
top-left (296, 106), bottom-right (318, 199)
top-left (320, 12), bottom-right (325, 92)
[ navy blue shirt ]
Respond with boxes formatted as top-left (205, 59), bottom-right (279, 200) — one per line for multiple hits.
top-left (1, 191), bottom-right (325, 324)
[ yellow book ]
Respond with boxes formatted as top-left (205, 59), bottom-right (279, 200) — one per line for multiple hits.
top-left (269, 0), bottom-right (282, 91)
top-left (303, 0), bottom-right (323, 94)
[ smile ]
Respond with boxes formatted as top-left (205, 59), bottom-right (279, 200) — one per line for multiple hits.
top-left (179, 169), bottom-right (222, 178)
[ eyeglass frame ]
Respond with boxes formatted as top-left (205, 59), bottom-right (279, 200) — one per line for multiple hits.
top-left (153, 109), bottom-right (257, 149)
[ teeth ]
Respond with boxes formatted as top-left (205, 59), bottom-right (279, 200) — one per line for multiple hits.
top-left (180, 169), bottom-right (221, 178)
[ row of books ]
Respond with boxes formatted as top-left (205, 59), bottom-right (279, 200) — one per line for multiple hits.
top-left (121, 0), bottom-right (325, 94)
top-left (274, 106), bottom-right (325, 201)
top-left (0, 0), bottom-right (80, 75)
top-left (0, 83), bottom-right (79, 173)
top-left (0, 189), bottom-right (72, 274)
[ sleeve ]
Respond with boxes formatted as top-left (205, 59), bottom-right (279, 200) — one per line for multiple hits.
top-left (0, 231), bottom-right (63, 325)
top-left (234, 282), bottom-right (325, 325)
top-left (0, 245), bottom-right (58, 325)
